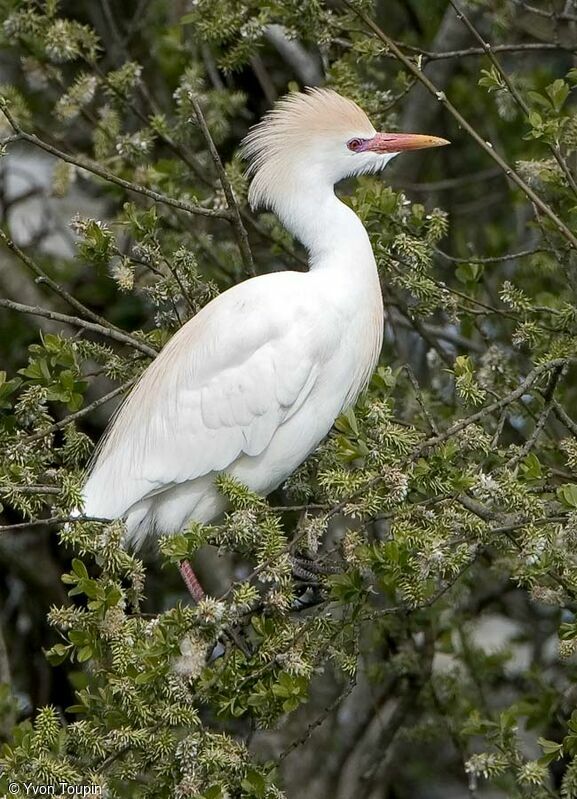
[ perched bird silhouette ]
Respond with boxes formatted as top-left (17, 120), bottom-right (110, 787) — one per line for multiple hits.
top-left (82, 88), bottom-right (448, 597)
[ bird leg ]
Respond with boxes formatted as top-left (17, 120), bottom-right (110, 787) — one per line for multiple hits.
top-left (178, 559), bottom-right (205, 603)
top-left (177, 562), bottom-right (250, 655)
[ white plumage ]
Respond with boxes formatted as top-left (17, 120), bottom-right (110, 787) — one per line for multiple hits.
top-left (82, 88), bottom-right (447, 547)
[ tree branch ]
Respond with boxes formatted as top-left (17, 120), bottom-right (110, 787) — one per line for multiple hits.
top-left (0, 100), bottom-right (231, 221)
top-left (189, 93), bottom-right (256, 277)
top-left (20, 378), bottom-right (135, 447)
top-left (343, 0), bottom-right (577, 251)
top-left (0, 515), bottom-right (110, 534)
top-left (0, 227), bottom-right (119, 331)
top-left (505, 364), bottom-right (564, 467)
top-left (0, 297), bottom-right (158, 358)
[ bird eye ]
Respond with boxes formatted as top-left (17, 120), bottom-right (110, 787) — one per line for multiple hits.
top-left (347, 138), bottom-right (365, 152)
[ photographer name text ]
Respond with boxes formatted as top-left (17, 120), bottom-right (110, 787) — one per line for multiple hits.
top-left (8, 784), bottom-right (102, 796)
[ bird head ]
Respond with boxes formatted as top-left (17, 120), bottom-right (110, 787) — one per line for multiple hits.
top-left (241, 88), bottom-right (449, 213)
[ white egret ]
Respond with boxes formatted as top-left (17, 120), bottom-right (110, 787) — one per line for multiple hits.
top-left (82, 88), bottom-right (448, 598)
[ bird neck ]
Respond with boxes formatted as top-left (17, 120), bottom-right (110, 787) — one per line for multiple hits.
top-left (275, 184), bottom-right (377, 274)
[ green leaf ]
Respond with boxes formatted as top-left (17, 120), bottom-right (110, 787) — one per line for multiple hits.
top-left (546, 79), bottom-right (570, 112)
top-left (77, 645), bottom-right (93, 663)
top-left (520, 453), bottom-right (543, 481)
top-left (202, 785), bottom-right (225, 799)
top-left (370, 365), bottom-right (397, 393)
top-left (71, 558), bottom-right (89, 580)
top-left (557, 483), bottom-right (577, 508)
top-left (528, 91), bottom-right (551, 110)
top-left (329, 570), bottom-right (367, 604)
top-left (45, 644), bottom-right (71, 666)
top-left (479, 66), bottom-right (504, 92)
top-left (537, 737), bottom-right (563, 766)
top-left (68, 630), bottom-right (88, 646)
top-left (455, 262), bottom-right (484, 284)
top-left (65, 704), bottom-right (87, 714)
top-left (335, 407), bottom-right (359, 436)
top-left (134, 670), bottom-right (159, 685)
top-left (241, 769), bottom-right (267, 798)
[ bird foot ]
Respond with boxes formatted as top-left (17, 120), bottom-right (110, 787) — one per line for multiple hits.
top-left (179, 560), bottom-right (205, 603)
top-left (290, 555), bottom-right (342, 581)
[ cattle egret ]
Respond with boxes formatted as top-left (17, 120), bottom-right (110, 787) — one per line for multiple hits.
top-left (82, 88), bottom-right (448, 598)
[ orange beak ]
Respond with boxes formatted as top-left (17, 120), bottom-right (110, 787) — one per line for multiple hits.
top-left (368, 133), bottom-right (450, 153)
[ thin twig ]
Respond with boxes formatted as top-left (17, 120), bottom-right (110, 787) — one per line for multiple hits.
top-left (88, 57), bottom-right (213, 192)
top-left (418, 360), bottom-right (567, 453)
top-left (491, 408), bottom-right (508, 448)
top-left (0, 515), bottom-right (110, 533)
top-left (2, 484), bottom-right (60, 495)
top-left (21, 379), bottom-right (135, 446)
top-left (505, 365), bottom-right (564, 468)
top-left (241, 209), bottom-right (308, 268)
top-left (279, 676), bottom-right (358, 761)
top-left (189, 93), bottom-right (255, 277)
top-left (414, 41), bottom-right (577, 60)
top-left (0, 227), bottom-right (123, 332)
top-left (512, 0), bottom-right (577, 22)
top-left (335, 36), bottom-right (577, 59)
top-left (383, 305), bottom-right (484, 352)
top-left (0, 297), bottom-right (158, 358)
top-left (393, 166), bottom-right (502, 192)
top-left (435, 246), bottom-right (555, 264)
top-left (457, 494), bottom-right (577, 599)
top-left (403, 364), bottom-right (439, 433)
top-left (552, 400), bottom-right (577, 438)
top-left (386, 283), bottom-right (454, 366)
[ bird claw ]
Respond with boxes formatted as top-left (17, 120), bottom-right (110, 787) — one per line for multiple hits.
top-left (291, 585), bottom-right (325, 611)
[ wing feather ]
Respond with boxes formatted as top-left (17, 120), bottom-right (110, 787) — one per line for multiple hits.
top-left (83, 279), bottom-right (320, 519)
